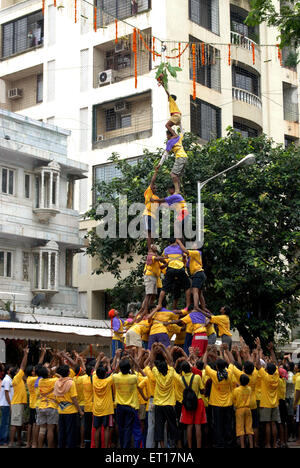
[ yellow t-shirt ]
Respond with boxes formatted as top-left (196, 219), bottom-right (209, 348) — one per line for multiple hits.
top-left (187, 250), bottom-right (203, 275)
top-left (38, 378), bottom-right (59, 410)
top-left (232, 385), bottom-right (252, 409)
top-left (130, 319), bottom-right (152, 338)
top-left (26, 376), bottom-right (38, 409)
top-left (112, 373), bottom-right (139, 409)
top-left (206, 323), bottom-right (216, 337)
top-left (73, 375), bottom-right (85, 407)
top-left (169, 96), bottom-right (181, 115)
top-left (151, 366), bottom-right (180, 406)
top-left (278, 378), bottom-right (286, 401)
top-left (144, 256), bottom-right (161, 278)
top-left (143, 366), bottom-right (156, 397)
top-left (92, 374), bottom-right (114, 417)
top-left (149, 310), bottom-right (177, 336)
top-left (167, 323), bottom-right (182, 340)
top-left (82, 374), bottom-right (93, 413)
top-left (174, 328), bottom-right (187, 345)
top-left (295, 374), bottom-right (300, 405)
top-left (172, 134), bottom-right (187, 159)
top-left (258, 367), bottom-right (279, 409)
top-left (11, 369), bottom-right (27, 405)
top-left (55, 380), bottom-right (78, 414)
top-left (181, 313), bottom-right (206, 334)
top-left (143, 186), bottom-right (160, 218)
top-left (230, 365), bottom-right (258, 410)
top-left (138, 375), bottom-right (151, 410)
top-left (210, 314), bottom-right (232, 337)
top-left (205, 365), bottom-right (233, 407)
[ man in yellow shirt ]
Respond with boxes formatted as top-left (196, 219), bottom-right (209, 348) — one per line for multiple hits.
top-left (255, 344), bottom-right (280, 449)
top-left (203, 306), bottom-right (232, 350)
top-left (54, 364), bottom-right (83, 448)
top-left (36, 366), bottom-right (59, 448)
top-left (157, 79), bottom-right (182, 137)
top-left (142, 245), bottom-right (167, 317)
top-left (9, 346), bottom-right (29, 448)
top-left (232, 374), bottom-right (254, 448)
top-left (203, 349), bottom-right (235, 448)
top-left (92, 361), bottom-right (114, 448)
top-left (143, 166), bottom-right (160, 250)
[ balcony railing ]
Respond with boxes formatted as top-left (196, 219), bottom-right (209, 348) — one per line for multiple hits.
top-left (232, 87), bottom-right (262, 109)
top-left (231, 31), bottom-right (259, 53)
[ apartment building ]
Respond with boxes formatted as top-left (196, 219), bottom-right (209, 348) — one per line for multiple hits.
top-left (0, 0), bottom-right (299, 321)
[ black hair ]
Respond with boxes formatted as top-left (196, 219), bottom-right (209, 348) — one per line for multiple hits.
top-left (167, 183), bottom-right (175, 190)
top-left (169, 237), bottom-right (176, 245)
top-left (96, 365), bottom-right (107, 379)
top-left (157, 360), bottom-right (168, 376)
top-left (234, 361), bottom-right (243, 371)
top-left (175, 361), bottom-right (182, 374)
top-left (10, 367), bottom-right (18, 379)
top-left (39, 366), bottom-right (49, 379)
top-left (223, 306), bottom-right (231, 315)
top-left (181, 361), bottom-right (191, 374)
top-left (119, 359), bottom-right (131, 375)
top-left (57, 365), bottom-right (70, 378)
top-left (25, 365), bottom-right (34, 377)
top-left (35, 364), bottom-right (44, 378)
top-left (170, 94), bottom-right (177, 100)
top-left (240, 374), bottom-right (250, 386)
top-left (216, 359), bottom-right (227, 371)
top-left (266, 363), bottom-right (276, 375)
top-left (196, 360), bottom-right (204, 371)
top-left (85, 365), bottom-right (93, 377)
top-left (243, 361), bottom-right (254, 375)
top-left (74, 365), bottom-right (81, 375)
top-left (288, 362), bottom-right (295, 372)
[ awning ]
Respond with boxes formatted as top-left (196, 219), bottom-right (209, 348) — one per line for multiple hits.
top-left (0, 321), bottom-right (112, 345)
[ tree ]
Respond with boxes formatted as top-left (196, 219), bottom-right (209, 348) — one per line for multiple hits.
top-left (85, 130), bottom-right (300, 347)
top-left (246, 1), bottom-right (300, 47)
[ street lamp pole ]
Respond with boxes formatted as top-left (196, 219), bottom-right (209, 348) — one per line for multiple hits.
top-left (196, 154), bottom-right (256, 246)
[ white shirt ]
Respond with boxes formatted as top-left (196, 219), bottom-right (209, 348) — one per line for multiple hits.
top-left (0, 374), bottom-right (13, 406)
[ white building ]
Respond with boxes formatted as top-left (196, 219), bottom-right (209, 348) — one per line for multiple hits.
top-left (0, 0), bottom-right (299, 323)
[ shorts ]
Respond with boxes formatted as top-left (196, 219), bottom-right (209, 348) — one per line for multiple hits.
top-left (221, 334), bottom-right (232, 351)
top-left (207, 333), bottom-right (217, 345)
top-left (144, 274), bottom-right (157, 295)
top-left (259, 406), bottom-right (281, 423)
top-left (36, 407), bottom-right (59, 426)
top-left (235, 407), bottom-right (253, 437)
top-left (148, 333), bottom-right (170, 350)
top-left (191, 271), bottom-right (206, 290)
top-left (154, 405), bottom-right (178, 442)
top-left (143, 215), bottom-right (156, 233)
top-left (163, 267), bottom-right (191, 294)
top-left (93, 414), bottom-right (114, 429)
top-left (180, 398), bottom-right (207, 425)
top-left (172, 157), bottom-right (187, 177)
top-left (10, 404), bottom-right (24, 427)
top-left (191, 332), bottom-right (208, 357)
top-left (279, 399), bottom-right (288, 424)
top-left (29, 408), bottom-right (36, 426)
top-left (138, 404), bottom-right (147, 421)
top-left (169, 113), bottom-right (181, 125)
top-left (286, 397), bottom-right (294, 417)
top-left (126, 329), bottom-right (143, 348)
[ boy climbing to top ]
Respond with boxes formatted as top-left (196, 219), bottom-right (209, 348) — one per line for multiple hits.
top-left (157, 74), bottom-right (182, 137)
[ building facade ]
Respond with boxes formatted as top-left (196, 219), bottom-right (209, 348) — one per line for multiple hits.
top-left (0, 0), bottom-right (299, 325)
top-left (0, 108), bottom-right (88, 320)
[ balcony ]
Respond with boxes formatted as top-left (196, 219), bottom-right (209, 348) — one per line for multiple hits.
top-left (95, 0), bottom-right (151, 29)
top-left (232, 87), bottom-right (262, 109)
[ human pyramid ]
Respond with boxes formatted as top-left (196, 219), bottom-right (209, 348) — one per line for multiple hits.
top-left (109, 75), bottom-right (233, 362)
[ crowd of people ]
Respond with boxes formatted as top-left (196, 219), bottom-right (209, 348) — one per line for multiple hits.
top-left (0, 336), bottom-right (299, 449)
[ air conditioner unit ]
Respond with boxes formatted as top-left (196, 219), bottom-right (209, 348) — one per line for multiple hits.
top-left (97, 135), bottom-right (104, 141)
top-left (115, 41), bottom-right (129, 53)
top-left (114, 101), bottom-right (130, 113)
top-left (8, 88), bottom-right (23, 99)
top-left (98, 70), bottom-right (115, 86)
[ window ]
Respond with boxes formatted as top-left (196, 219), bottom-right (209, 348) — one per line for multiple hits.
top-left (283, 82), bottom-right (299, 122)
top-left (230, 10), bottom-right (258, 43)
top-left (284, 135), bottom-right (299, 148)
top-left (24, 173), bottom-right (31, 198)
top-left (1, 168), bottom-right (14, 195)
top-left (233, 121), bottom-right (259, 138)
top-left (190, 96), bottom-right (221, 141)
top-left (189, 0), bottom-right (219, 35)
top-left (65, 249), bottom-right (73, 287)
top-left (96, 0), bottom-right (151, 24)
top-left (36, 74), bottom-right (43, 103)
top-left (189, 36), bottom-right (220, 92)
top-left (2, 10), bottom-right (44, 59)
top-left (232, 66), bottom-right (260, 97)
top-left (105, 108), bottom-right (132, 131)
top-left (105, 50), bottom-right (131, 71)
top-left (0, 250), bottom-right (12, 278)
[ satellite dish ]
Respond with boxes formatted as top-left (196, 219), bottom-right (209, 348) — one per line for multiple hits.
top-left (31, 293), bottom-right (46, 307)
